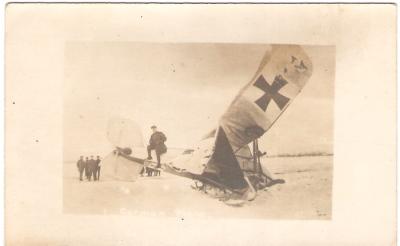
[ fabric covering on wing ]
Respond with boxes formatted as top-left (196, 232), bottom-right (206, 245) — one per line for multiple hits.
top-left (202, 127), bottom-right (248, 191)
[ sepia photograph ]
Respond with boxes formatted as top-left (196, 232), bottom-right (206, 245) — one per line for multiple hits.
top-left (5, 3), bottom-right (396, 246)
top-left (63, 42), bottom-right (335, 219)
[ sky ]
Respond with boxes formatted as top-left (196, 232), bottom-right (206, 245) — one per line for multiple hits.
top-left (63, 42), bottom-right (334, 161)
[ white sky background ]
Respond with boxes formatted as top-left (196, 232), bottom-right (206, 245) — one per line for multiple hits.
top-left (64, 43), bottom-right (334, 161)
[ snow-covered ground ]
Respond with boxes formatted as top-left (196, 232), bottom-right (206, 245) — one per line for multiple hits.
top-left (63, 156), bottom-right (332, 220)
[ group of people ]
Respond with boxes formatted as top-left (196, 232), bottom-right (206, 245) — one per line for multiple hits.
top-left (74, 125), bottom-right (167, 181)
top-left (76, 156), bottom-right (101, 181)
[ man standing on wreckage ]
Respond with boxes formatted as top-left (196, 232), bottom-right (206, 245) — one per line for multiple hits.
top-left (106, 45), bottom-right (313, 203)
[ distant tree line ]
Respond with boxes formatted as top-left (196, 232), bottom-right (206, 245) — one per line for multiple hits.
top-left (266, 152), bottom-right (334, 158)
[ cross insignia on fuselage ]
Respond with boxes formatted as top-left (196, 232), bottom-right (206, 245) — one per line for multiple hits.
top-left (253, 75), bottom-right (290, 111)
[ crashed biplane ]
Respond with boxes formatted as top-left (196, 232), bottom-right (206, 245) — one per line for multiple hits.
top-left (101, 44), bottom-right (313, 205)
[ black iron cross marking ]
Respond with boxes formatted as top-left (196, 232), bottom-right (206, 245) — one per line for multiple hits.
top-left (253, 75), bottom-right (290, 111)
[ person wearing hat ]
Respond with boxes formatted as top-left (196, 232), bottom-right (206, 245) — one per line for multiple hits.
top-left (87, 155), bottom-right (96, 181)
top-left (147, 125), bottom-right (167, 168)
top-left (84, 156), bottom-right (90, 180)
top-left (94, 155), bottom-right (101, 181)
top-left (76, 156), bottom-right (86, 181)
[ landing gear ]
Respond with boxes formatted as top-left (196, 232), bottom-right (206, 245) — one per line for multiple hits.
top-left (191, 181), bottom-right (227, 199)
top-left (190, 178), bottom-right (256, 207)
top-left (247, 139), bottom-right (285, 191)
top-left (246, 172), bottom-right (285, 190)
top-left (189, 139), bottom-right (284, 206)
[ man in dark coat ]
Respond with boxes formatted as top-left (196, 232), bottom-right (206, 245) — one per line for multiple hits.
top-left (94, 156), bottom-right (101, 181)
top-left (87, 156), bottom-right (95, 181)
top-left (84, 157), bottom-right (90, 179)
top-left (76, 156), bottom-right (86, 181)
top-left (146, 125), bottom-right (167, 168)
